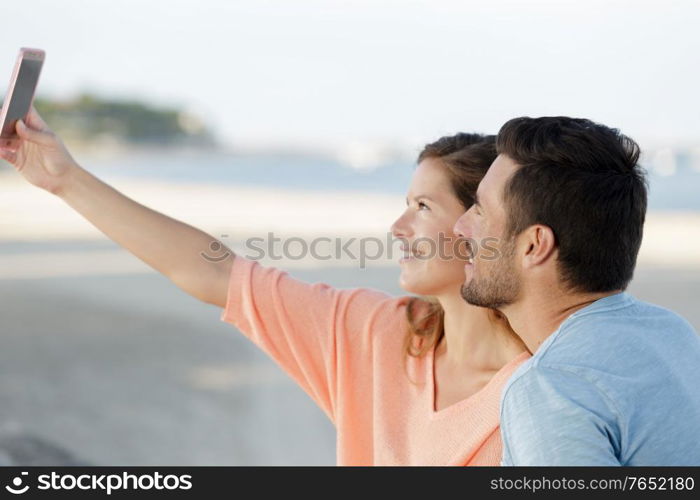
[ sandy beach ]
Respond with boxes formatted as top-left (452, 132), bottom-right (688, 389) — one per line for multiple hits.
top-left (1, 169), bottom-right (700, 275)
top-left (1, 169), bottom-right (699, 465)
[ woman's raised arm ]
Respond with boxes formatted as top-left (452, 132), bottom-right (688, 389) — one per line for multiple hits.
top-left (0, 106), bottom-right (234, 307)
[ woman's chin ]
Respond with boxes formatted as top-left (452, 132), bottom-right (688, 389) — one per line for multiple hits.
top-left (398, 273), bottom-right (419, 295)
top-left (399, 267), bottom-right (466, 297)
top-left (398, 273), bottom-right (436, 296)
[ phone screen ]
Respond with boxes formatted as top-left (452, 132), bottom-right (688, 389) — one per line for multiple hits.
top-left (1, 57), bottom-right (43, 138)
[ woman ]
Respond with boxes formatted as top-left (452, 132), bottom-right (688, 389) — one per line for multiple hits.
top-left (2, 108), bottom-right (530, 465)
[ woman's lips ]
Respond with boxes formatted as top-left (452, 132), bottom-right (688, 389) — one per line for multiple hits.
top-left (399, 245), bottom-right (421, 262)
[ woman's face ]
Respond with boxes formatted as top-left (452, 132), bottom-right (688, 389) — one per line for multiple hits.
top-left (390, 158), bottom-right (471, 296)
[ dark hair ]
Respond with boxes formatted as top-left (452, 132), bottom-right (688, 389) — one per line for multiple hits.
top-left (496, 116), bottom-right (648, 293)
top-left (404, 133), bottom-right (517, 361)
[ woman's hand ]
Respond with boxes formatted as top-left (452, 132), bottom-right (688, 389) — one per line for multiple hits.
top-left (0, 106), bottom-right (79, 195)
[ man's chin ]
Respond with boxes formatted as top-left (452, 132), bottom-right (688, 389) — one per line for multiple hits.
top-left (461, 281), bottom-right (496, 309)
top-left (460, 282), bottom-right (478, 305)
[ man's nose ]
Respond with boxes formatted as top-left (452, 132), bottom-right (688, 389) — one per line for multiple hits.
top-left (453, 211), bottom-right (469, 238)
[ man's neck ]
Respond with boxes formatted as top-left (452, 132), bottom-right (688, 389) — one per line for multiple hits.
top-left (501, 286), bottom-right (623, 354)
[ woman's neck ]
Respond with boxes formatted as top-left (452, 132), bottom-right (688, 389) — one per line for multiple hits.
top-left (435, 291), bottom-right (527, 371)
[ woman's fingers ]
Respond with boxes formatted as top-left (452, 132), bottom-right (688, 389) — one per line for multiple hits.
top-left (26, 105), bottom-right (49, 131)
top-left (16, 119), bottom-right (54, 146)
top-left (0, 148), bottom-right (18, 165)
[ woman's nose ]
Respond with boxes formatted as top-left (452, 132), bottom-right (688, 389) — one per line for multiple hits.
top-left (391, 213), bottom-right (412, 238)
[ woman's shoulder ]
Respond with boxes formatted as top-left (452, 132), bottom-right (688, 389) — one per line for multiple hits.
top-left (235, 255), bottom-right (416, 323)
top-left (338, 286), bottom-right (415, 322)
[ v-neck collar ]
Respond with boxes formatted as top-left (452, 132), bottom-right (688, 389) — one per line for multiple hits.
top-left (428, 347), bottom-right (530, 420)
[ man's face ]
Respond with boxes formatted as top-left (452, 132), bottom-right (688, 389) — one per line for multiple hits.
top-left (453, 154), bottom-right (522, 309)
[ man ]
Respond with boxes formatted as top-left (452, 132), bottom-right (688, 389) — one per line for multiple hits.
top-left (453, 116), bottom-right (700, 465)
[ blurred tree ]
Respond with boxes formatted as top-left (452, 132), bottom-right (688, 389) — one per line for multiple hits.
top-left (31, 93), bottom-right (215, 147)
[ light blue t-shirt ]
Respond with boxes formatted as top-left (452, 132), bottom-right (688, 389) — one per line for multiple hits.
top-left (500, 291), bottom-right (700, 466)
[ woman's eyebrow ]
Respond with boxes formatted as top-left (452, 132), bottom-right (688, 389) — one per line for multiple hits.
top-left (405, 194), bottom-right (437, 205)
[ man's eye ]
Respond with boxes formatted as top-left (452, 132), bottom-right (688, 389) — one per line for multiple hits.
top-left (418, 202), bottom-right (429, 210)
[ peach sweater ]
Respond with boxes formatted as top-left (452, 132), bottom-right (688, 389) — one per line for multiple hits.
top-left (220, 256), bottom-right (530, 466)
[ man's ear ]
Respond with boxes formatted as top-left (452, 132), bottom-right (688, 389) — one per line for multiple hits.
top-left (520, 225), bottom-right (557, 269)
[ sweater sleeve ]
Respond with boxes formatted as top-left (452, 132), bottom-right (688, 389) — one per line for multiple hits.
top-left (219, 256), bottom-right (407, 424)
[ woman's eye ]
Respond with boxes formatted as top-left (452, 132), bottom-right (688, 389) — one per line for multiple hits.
top-left (418, 201), bottom-right (429, 210)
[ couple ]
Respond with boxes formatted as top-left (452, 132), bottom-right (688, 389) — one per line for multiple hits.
top-left (3, 109), bottom-right (700, 466)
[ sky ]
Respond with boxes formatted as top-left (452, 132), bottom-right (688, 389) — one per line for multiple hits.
top-left (1, 0), bottom-right (699, 150)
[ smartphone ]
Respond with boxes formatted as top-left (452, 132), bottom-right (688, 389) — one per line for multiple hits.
top-left (0, 48), bottom-right (45, 150)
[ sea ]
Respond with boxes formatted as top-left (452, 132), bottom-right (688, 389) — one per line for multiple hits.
top-left (80, 149), bottom-right (700, 212)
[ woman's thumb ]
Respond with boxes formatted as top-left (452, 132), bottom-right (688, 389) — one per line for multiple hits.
top-left (16, 119), bottom-right (54, 146)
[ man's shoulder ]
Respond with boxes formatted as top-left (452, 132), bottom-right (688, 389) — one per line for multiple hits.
top-left (499, 360), bottom-right (620, 440)
top-left (541, 293), bottom-right (698, 365)
top-left (501, 293), bottom-right (700, 413)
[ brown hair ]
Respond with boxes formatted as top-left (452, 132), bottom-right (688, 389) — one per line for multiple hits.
top-left (402, 133), bottom-right (516, 365)
top-left (496, 116), bottom-right (647, 293)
